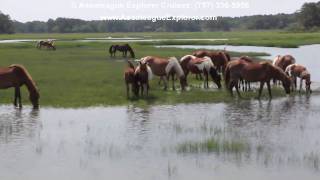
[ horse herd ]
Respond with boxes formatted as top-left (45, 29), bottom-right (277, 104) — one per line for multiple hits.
top-left (0, 41), bottom-right (312, 110)
top-left (125, 49), bottom-right (312, 99)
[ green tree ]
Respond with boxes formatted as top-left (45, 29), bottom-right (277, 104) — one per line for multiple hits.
top-left (0, 12), bottom-right (14, 34)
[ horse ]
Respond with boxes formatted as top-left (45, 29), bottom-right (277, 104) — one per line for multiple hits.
top-left (134, 61), bottom-right (152, 96)
top-left (225, 59), bottom-right (291, 98)
top-left (36, 40), bottom-right (56, 50)
top-left (192, 50), bottom-right (230, 74)
top-left (124, 61), bottom-right (139, 97)
top-left (0, 64), bottom-right (40, 109)
top-left (237, 56), bottom-right (254, 92)
top-left (109, 44), bottom-right (135, 58)
top-left (140, 56), bottom-right (187, 91)
top-left (272, 55), bottom-right (295, 85)
top-left (285, 64), bottom-right (312, 94)
top-left (180, 55), bottom-right (221, 89)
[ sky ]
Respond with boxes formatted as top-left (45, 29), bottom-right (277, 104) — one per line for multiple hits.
top-left (1, 0), bottom-right (318, 22)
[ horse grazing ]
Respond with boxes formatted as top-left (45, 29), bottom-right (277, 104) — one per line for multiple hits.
top-left (140, 56), bottom-right (187, 91)
top-left (285, 64), bottom-right (311, 93)
top-left (36, 40), bottom-right (56, 50)
top-left (134, 61), bottom-right (152, 96)
top-left (237, 56), bottom-right (254, 91)
top-left (124, 61), bottom-right (139, 97)
top-left (180, 55), bottom-right (221, 89)
top-left (0, 64), bottom-right (40, 108)
top-left (272, 55), bottom-right (295, 85)
top-left (109, 44), bottom-right (135, 58)
top-left (192, 50), bottom-right (230, 74)
top-left (225, 59), bottom-right (291, 98)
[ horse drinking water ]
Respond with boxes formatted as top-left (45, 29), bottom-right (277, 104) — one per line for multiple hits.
top-left (285, 64), bottom-right (312, 94)
top-left (225, 59), bottom-right (291, 98)
top-left (0, 65), bottom-right (40, 108)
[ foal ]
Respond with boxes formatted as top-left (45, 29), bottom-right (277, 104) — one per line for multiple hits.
top-left (124, 61), bottom-right (139, 97)
top-left (285, 64), bottom-right (312, 93)
top-left (135, 61), bottom-right (152, 96)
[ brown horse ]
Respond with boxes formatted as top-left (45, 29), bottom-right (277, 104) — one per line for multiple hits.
top-left (237, 56), bottom-right (254, 91)
top-left (109, 44), bottom-right (135, 58)
top-left (272, 55), bottom-right (295, 85)
top-left (36, 40), bottom-right (56, 50)
top-left (192, 50), bottom-right (230, 74)
top-left (140, 56), bottom-right (187, 91)
top-left (180, 55), bottom-right (221, 89)
top-left (134, 61), bottom-right (152, 96)
top-left (225, 59), bottom-right (291, 98)
top-left (285, 64), bottom-right (311, 93)
top-left (124, 61), bottom-right (139, 97)
top-left (0, 64), bottom-right (40, 108)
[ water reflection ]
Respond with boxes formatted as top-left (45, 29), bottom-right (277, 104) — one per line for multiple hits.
top-left (0, 96), bottom-right (320, 179)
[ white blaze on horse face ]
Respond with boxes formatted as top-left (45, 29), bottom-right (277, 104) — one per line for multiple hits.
top-left (272, 55), bottom-right (281, 66)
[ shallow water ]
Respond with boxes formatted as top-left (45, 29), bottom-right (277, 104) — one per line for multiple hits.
top-left (1, 95), bottom-right (320, 180)
top-left (156, 44), bottom-right (320, 82)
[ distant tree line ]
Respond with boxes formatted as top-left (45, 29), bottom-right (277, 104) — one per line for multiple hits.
top-left (1, 1), bottom-right (320, 34)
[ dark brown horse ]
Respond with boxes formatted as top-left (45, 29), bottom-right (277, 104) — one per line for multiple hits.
top-left (180, 55), bottom-right (221, 89)
top-left (225, 59), bottom-right (291, 98)
top-left (140, 56), bottom-right (187, 91)
top-left (0, 64), bottom-right (40, 108)
top-left (134, 61), bottom-right (152, 96)
top-left (109, 44), bottom-right (135, 58)
top-left (285, 64), bottom-right (312, 94)
top-left (36, 40), bottom-right (56, 50)
top-left (192, 50), bottom-right (230, 74)
top-left (124, 61), bottom-right (139, 97)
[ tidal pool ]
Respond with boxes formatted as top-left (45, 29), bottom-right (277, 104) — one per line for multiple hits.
top-left (0, 95), bottom-right (320, 180)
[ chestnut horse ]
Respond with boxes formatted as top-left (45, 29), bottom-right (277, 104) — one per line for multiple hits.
top-left (109, 44), bottom-right (135, 58)
top-left (237, 56), bottom-right (254, 91)
top-left (0, 64), bottom-right (40, 108)
top-left (180, 55), bottom-right (221, 89)
top-left (192, 50), bottom-right (230, 74)
top-left (140, 56), bottom-right (187, 91)
top-left (134, 61), bottom-right (152, 96)
top-left (36, 40), bottom-right (56, 50)
top-left (124, 61), bottom-right (139, 97)
top-left (285, 64), bottom-right (311, 93)
top-left (225, 59), bottom-right (291, 98)
top-left (272, 55), bottom-right (295, 85)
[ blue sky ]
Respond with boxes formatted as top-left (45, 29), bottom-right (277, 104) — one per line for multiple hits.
top-left (1, 0), bottom-right (318, 22)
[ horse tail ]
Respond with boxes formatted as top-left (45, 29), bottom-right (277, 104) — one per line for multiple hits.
top-left (225, 64), bottom-right (231, 88)
top-left (127, 61), bottom-right (135, 70)
top-left (147, 65), bottom-right (153, 80)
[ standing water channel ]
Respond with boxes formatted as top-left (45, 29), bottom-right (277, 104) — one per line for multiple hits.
top-left (1, 95), bottom-right (320, 180)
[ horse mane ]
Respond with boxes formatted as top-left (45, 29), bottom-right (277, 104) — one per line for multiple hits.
top-left (126, 44), bottom-right (135, 58)
top-left (165, 57), bottom-right (185, 78)
top-left (9, 64), bottom-right (39, 93)
top-left (109, 45), bottom-right (114, 54)
top-left (180, 55), bottom-right (196, 63)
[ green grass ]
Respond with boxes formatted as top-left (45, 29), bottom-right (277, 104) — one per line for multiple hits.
top-left (2, 31), bottom-right (320, 47)
top-left (176, 138), bottom-right (249, 154)
top-left (0, 32), bottom-right (308, 107)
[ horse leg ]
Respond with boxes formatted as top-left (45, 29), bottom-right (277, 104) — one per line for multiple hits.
top-left (235, 81), bottom-right (241, 97)
top-left (126, 83), bottom-right (129, 98)
top-left (14, 87), bottom-right (22, 108)
top-left (299, 78), bottom-right (303, 93)
top-left (158, 77), bottom-right (163, 85)
top-left (171, 74), bottom-right (176, 91)
top-left (258, 81), bottom-right (265, 99)
top-left (163, 76), bottom-right (168, 90)
top-left (267, 81), bottom-right (272, 99)
top-left (14, 88), bottom-right (18, 107)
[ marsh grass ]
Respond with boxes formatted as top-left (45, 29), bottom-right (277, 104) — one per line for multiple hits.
top-left (176, 138), bottom-right (249, 154)
top-left (0, 33), bottom-right (306, 107)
